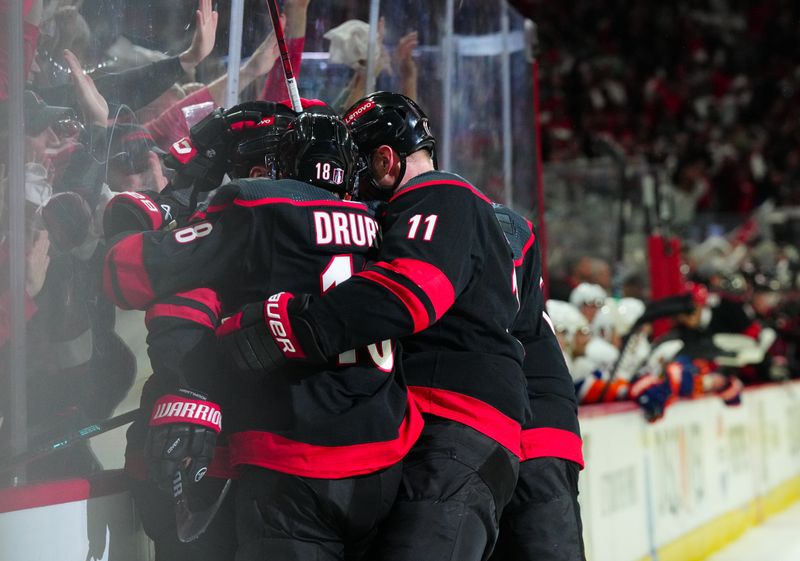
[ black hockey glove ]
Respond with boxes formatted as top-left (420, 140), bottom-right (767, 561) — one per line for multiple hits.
top-left (162, 108), bottom-right (234, 193)
top-left (103, 190), bottom-right (191, 238)
top-left (217, 292), bottom-right (327, 380)
top-left (163, 104), bottom-right (281, 193)
top-left (145, 388), bottom-right (221, 493)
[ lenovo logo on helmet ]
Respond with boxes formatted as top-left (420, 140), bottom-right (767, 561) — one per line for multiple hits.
top-left (344, 100), bottom-right (376, 125)
top-left (230, 116), bottom-right (275, 131)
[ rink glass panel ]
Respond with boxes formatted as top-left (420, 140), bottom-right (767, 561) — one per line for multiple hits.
top-left (2, 0), bottom-right (540, 487)
top-left (1, 0), bottom-right (199, 485)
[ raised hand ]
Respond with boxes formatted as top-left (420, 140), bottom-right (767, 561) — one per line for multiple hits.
top-left (25, 229), bottom-right (51, 298)
top-left (179, 0), bottom-right (219, 73)
top-left (395, 31), bottom-right (419, 99)
top-left (285, 0), bottom-right (311, 38)
top-left (241, 15), bottom-right (284, 80)
top-left (64, 48), bottom-right (108, 127)
top-left (395, 31), bottom-right (418, 75)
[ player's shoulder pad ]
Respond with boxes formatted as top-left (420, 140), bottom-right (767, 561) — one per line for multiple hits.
top-left (391, 171), bottom-right (492, 207)
top-left (492, 203), bottom-right (535, 261)
top-left (362, 199), bottom-right (386, 219)
top-left (229, 178), bottom-right (361, 206)
top-left (201, 182), bottom-right (242, 215)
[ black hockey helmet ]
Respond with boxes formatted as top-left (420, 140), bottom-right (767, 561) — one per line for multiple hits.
top-left (342, 91), bottom-right (436, 196)
top-left (224, 101), bottom-right (296, 178)
top-left (275, 113), bottom-right (359, 196)
top-left (343, 91), bottom-right (436, 159)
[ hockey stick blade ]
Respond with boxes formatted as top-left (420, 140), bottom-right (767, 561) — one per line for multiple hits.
top-left (176, 477), bottom-right (232, 543)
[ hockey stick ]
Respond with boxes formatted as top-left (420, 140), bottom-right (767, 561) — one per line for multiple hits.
top-left (0, 405), bottom-right (230, 541)
top-left (265, 0), bottom-right (303, 112)
top-left (0, 409), bottom-right (140, 474)
top-left (174, 472), bottom-right (232, 543)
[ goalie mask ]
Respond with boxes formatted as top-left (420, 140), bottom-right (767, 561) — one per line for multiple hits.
top-left (275, 113), bottom-right (359, 196)
top-left (342, 91), bottom-right (436, 199)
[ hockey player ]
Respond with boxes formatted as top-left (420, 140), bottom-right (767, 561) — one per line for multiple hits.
top-left (546, 300), bottom-right (674, 422)
top-left (105, 112), bottom-right (421, 560)
top-left (489, 206), bottom-right (585, 561)
top-left (123, 287), bottom-right (237, 561)
top-left (650, 283), bottom-right (745, 407)
top-left (220, 92), bottom-right (527, 561)
top-left (109, 100), bottom-right (297, 561)
top-left (102, 99), bottom-right (298, 237)
top-left (569, 282), bottom-right (607, 324)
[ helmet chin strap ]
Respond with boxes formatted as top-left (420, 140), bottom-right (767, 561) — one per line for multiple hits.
top-left (391, 155), bottom-right (408, 193)
top-left (362, 152), bottom-right (407, 201)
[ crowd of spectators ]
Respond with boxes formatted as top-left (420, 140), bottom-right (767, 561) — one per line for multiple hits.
top-left (547, 217), bottom-right (800, 423)
top-left (529, 0), bottom-right (800, 216)
top-left (530, 0), bottom-right (800, 417)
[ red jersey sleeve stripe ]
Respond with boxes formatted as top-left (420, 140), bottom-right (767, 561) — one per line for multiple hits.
top-left (356, 270), bottom-right (430, 333)
top-left (174, 288), bottom-right (222, 317)
top-left (374, 259), bottom-right (455, 322)
top-left (216, 311), bottom-right (244, 338)
top-left (520, 427), bottom-right (584, 468)
top-left (103, 234), bottom-right (154, 310)
top-left (145, 303), bottom-right (217, 330)
top-left (390, 179), bottom-right (492, 204)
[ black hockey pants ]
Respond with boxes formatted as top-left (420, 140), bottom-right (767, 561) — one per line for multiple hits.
top-left (489, 457), bottom-right (586, 561)
top-left (234, 462), bottom-right (403, 561)
top-left (367, 416), bottom-right (520, 561)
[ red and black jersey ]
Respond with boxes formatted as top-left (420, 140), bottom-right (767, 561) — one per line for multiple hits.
top-left (106, 178), bottom-right (422, 479)
top-left (295, 171), bottom-right (528, 455)
top-left (494, 204), bottom-right (583, 468)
